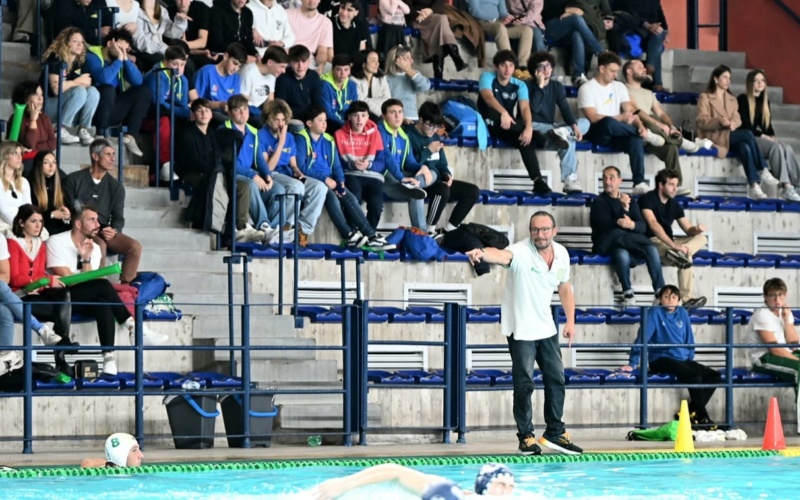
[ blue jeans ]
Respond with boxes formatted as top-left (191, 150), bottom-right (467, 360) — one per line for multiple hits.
top-left (544, 15), bottom-right (604, 76)
top-left (585, 117), bottom-right (646, 185)
top-left (729, 129), bottom-right (768, 184)
top-left (383, 171), bottom-right (437, 230)
top-left (507, 332), bottom-right (566, 440)
top-left (270, 172), bottom-right (306, 229)
top-left (610, 245), bottom-right (665, 293)
top-left (533, 119), bottom-right (591, 181)
top-left (294, 176), bottom-right (327, 235)
top-left (0, 281), bottom-right (44, 347)
top-left (45, 85), bottom-right (100, 128)
top-left (532, 26), bottom-right (547, 53)
top-left (324, 187), bottom-right (375, 238)
top-left (644, 30), bottom-right (668, 86)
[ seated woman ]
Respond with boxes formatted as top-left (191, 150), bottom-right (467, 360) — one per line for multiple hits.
top-left (696, 65), bottom-right (777, 200)
top-left (41, 27), bottom-right (99, 146)
top-left (405, 0), bottom-right (466, 80)
top-left (385, 46), bottom-right (431, 124)
top-left (0, 141), bottom-right (32, 235)
top-left (132, 0), bottom-right (190, 71)
top-left (7, 81), bottom-right (56, 154)
top-left (26, 151), bottom-right (72, 238)
top-left (737, 69), bottom-right (800, 202)
top-left (351, 49), bottom-right (391, 121)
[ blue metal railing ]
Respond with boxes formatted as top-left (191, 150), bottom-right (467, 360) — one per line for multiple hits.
top-left (687, 0), bottom-right (728, 50)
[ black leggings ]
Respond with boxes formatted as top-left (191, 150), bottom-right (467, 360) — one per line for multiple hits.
top-left (483, 107), bottom-right (542, 181)
top-left (345, 175), bottom-right (385, 232)
top-left (426, 179), bottom-right (480, 227)
top-left (23, 287), bottom-right (71, 339)
top-left (69, 279), bottom-right (131, 348)
top-left (650, 357), bottom-right (722, 420)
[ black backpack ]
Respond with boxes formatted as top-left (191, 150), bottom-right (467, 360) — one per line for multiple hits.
top-left (459, 222), bottom-right (510, 249)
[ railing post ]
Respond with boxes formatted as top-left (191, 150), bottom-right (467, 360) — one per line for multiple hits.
top-left (0, 0), bottom-right (6, 87)
top-left (168, 70), bottom-right (177, 200)
top-left (719, 0), bottom-right (728, 51)
top-left (240, 256), bottom-right (252, 448)
top-left (357, 299), bottom-right (369, 445)
top-left (224, 254), bottom-right (241, 377)
top-left (687, 0), bottom-right (699, 49)
top-left (22, 302), bottom-right (33, 454)
top-left (291, 195), bottom-right (301, 309)
top-left (639, 306), bottom-right (650, 428)
top-left (456, 303), bottom-right (468, 443)
top-left (55, 62), bottom-right (66, 168)
top-left (229, 142), bottom-right (238, 254)
top-left (725, 306), bottom-right (734, 428)
top-left (134, 303), bottom-right (145, 448)
top-left (36, 0), bottom-right (41, 62)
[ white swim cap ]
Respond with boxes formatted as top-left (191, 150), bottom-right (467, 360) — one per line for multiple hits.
top-left (105, 433), bottom-right (138, 467)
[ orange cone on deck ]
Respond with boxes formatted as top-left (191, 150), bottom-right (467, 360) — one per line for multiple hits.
top-left (674, 399), bottom-right (695, 452)
top-left (762, 396), bottom-right (785, 450)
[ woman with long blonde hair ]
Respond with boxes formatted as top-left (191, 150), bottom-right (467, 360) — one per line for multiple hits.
top-left (737, 70), bottom-right (800, 201)
top-left (42, 27), bottom-right (99, 146)
top-left (385, 45), bottom-right (431, 124)
top-left (0, 142), bottom-right (32, 233)
top-left (26, 151), bottom-right (71, 237)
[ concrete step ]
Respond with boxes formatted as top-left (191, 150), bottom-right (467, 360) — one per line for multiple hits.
top-left (249, 359), bottom-right (339, 384)
top-left (190, 313), bottom-right (295, 340)
top-left (139, 249), bottom-right (227, 272)
top-left (771, 103), bottom-right (800, 122)
top-left (213, 336), bottom-right (316, 361)
top-left (772, 120), bottom-right (800, 138)
top-left (0, 41), bottom-right (33, 63)
top-left (664, 49), bottom-right (746, 69)
top-left (675, 65), bottom-right (754, 86)
top-left (175, 292), bottom-right (274, 314)
top-left (2, 22), bottom-right (12, 42)
top-left (165, 270), bottom-right (248, 294)
top-left (124, 227), bottom-right (211, 250)
top-left (275, 390), bottom-right (382, 429)
top-left (124, 206), bottom-right (185, 228)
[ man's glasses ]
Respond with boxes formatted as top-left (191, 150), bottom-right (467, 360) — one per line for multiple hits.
top-left (529, 226), bottom-right (553, 234)
top-left (422, 121), bottom-right (439, 131)
top-left (537, 63), bottom-right (552, 71)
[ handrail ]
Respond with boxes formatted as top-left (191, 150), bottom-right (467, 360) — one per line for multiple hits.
top-left (773, 0), bottom-right (800, 26)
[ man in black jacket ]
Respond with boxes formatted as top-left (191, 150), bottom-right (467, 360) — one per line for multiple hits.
top-left (589, 166), bottom-right (664, 305)
top-left (274, 45), bottom-right (322, 131)
top-left (208, 0), bottom-right (258, 59)
top-left (48, 0), bottom-right (113, 45)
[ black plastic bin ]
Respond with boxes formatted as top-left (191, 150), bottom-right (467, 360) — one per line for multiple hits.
top-left (163, 394), bottom-right (219, 449)
top-left (220, 394), bottom-right (278, 448)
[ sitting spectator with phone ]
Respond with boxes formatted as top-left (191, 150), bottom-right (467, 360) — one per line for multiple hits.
top-left (26, 151), bottom-right (72, 237)
top-left (189, 42), bottom-right (248, 125)
top-left (7, 82), bottom-right (56, 155)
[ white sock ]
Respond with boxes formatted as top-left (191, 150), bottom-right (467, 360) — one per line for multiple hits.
top-left (427, 225), bottom-right (436, 233)
top-left (445, 223), bottom-right (457, 232)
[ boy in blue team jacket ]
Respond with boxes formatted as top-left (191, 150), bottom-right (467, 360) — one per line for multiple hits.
top-left (620, 285), bottom-right (721, 427)
top-left (85, 28), bottom-right (151, 157)
top-left (295, 105), bottom-right (393, 250)
top-left (143, 45), bottom-right (191, 182)
top-left (317, 54), bottom-right (359, 133)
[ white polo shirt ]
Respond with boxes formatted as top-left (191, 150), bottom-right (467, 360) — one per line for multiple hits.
top-left (501, 239), bottom-right (570, 341)
top-left (746, 307), bottom-right (794, 365)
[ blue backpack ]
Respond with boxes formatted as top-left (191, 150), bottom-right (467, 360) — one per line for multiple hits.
top-left (131, 272), bottom-right (168, 305)
top-left (402, 231), bottom-right (445, 262)
top-left (442, 97), bottom-right (489, 150)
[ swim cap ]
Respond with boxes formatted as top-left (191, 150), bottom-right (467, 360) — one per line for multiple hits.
top-left (421, 481), bottom-right (465, 500)
top-left (105, 433), bottom-right (138, 467)
top-left (474, 463), bottom-right (514, 495)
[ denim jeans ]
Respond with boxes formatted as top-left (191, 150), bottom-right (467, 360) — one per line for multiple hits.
top-left (585, 117), bottom-right (646, 185)
top-left (729, 129), bottom-right (768, 184)
top-left (533, 118), bottom-right (591, 181)
top-left (0, 281), bottom-right (44, 347)
top-left (644, 30), bottom-right (668, 86)
top-left (507, 332), bottom-right (566, 440)
top-left (45, 85), bottom-right (100, 128)
top-left (295, 176), bottom-right (327, 235)
top-left (270, 172), bottom-right (305, 228)
top-left (238, 174), bottom-right (270, 228)
top-left (383, 170), bottom-right (438, 230)
top-left (544, 15), bottom-right (604, 76)
top-left (610, 245), bottom-right (665, 293)
top-left (532, 26), bottom-right (547, 53)
top-left (324, 187), bottom-right (375, 239)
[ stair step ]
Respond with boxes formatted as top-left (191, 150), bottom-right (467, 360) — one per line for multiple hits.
top-left (124, 227), bottom-right (211, 250)
top-left (164, 271), bottom-right (247, 293)
top-left (213, 337), bottom-right (316, 361)
top-left (124, 206), bottom-right (185, 228)
top-left (249, 359), bottom-right (339, 384)
top-left (175, 292), bottom-right (274, 313)
top-left (665, 49), bottom-right (746, 69)
top-left (771, 104), bottom-right (800, 122)
top-left (139, 249), bottom-right (227, 272)
top-left (190, 313), bottom-right (295, 339)
top-left (0, 42), bottom-right (33, 63)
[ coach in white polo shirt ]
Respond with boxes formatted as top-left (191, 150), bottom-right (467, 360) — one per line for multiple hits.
top-left (467, 210), bottom-right (582, 457)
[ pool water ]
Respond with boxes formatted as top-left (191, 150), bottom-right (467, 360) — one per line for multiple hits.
top-left (1, 455), bottom-right (797, 499)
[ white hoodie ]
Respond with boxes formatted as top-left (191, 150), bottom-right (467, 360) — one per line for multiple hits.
top-left (246, 0), bottom-right (295, 56)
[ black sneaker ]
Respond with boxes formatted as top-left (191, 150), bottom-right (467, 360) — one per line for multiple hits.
top-left (518, 434), bottom-right (542, 455)
top-left (539, 433), bottom-right (583, 455)
top-left (665, 248), bottom-right (693, 269)
top-left (346, 230), bottom-right (369, 248)
top-left (533, 178), bottom-right (552, 196)
top-left (683, 296), bottom-right (707, 309)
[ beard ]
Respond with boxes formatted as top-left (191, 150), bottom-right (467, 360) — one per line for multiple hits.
top-left (632, 73), bottom-right (647, 83)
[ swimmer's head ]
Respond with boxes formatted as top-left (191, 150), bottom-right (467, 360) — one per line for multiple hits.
top-left (105, 433), bottom-right (143, 467)
top-left (421, 480), bottom-right (466, 500)
top-left (474, 463), bottom-right (515, 495)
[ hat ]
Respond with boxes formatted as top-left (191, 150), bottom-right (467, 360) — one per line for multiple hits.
top-left (105, 433), bottom-right (138, 467)
top-left (474, 463), bottom-right (514, 495)
top-left (421, 481), bottom-right (465, 500)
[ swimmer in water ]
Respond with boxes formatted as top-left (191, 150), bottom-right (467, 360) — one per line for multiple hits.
top-left (80, 433), bottom-right (144, 468)
top-left (312, 462), bottom-right (515, 499)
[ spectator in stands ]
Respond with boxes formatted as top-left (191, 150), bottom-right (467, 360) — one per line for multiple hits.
top-left (590, 165), bottom-right (665, 305)
top-left (132, 0), bottom-right (190, 71)
top-left (338, 101), bottom-right (419, 231)
top-left (318, 54), bottom-right (358, 133)
top-left (578, 51), bottom-right (664, 196)
top-left (275, 45), bottom-right (322, 131)
top-left (478, 50), bottom-right (549, 195)
top-left (405, 0), bottom-right (466, 80)
top-left (8, 82), bottom-right (57, 154)
top-left (377, 99), bottom-right (432, 231)
top-left (638, 169), bottom-right (708, 309)
top-left (42, 27), bottom-right (99, 147)
top-left (540, 0), bottom-right (604, 86)
top-left (620, 285), bottom-right (720, 427)
top-left (209, 0), bottom-right (258, 59)
top-left (50, 0), bottom-right (113, 46)
top-left (7, 205), bottom-right (74, 351)
top-left (81, 433), bottom-right (144, 468)
top-left (737, 70), bottom-right (800, 202)
top-left (287, 0), bottom-right (334, 72)
top-left (248, 0), bottom-right (296, 56)
top-left (10, 0), bottom-right (35, 43)
top-left (527, 51), bottom-right (590, 194)
top-left (295, 105), bottom-right (394, 249)
top-left (696, 65), bottom-right (778, 201)
top-left (465, 211), bottom-right (582, 456)
top-left (85, 28), bottom-right (150, 157)
top-left (63, 139), bottom-right (142, 283)
top-left (377, 0), bottom-right (408, 56)
top-left (622, 59), bottom-right (707, 197)
top-left (256, 100), bottom-right (326, 245)
top-left (189, 42), bottom-right (248, 125)
top-left (47, 204), bottom-right (167, 376)
top-left (240, 46), bottom-right (289, 124)
top-left (405, 101), bottom-right (480, 239)
top-left (351, 50), bottom-right (391, 121)
top-left (331, 0), bottom-right (369, 59)
top-left (467, 0), bottom-right (533, 72)
top-left (505, 0), bottom-right (547, 54)
top-left (106, 0), bottom-right (140, 33)
top-left (168, 0), bottom-right (214, 78)
top-left (385, 46), bottom-right (431, 124)
top-left (610, 0), bottom-right (668, 91)
top-left (0, 142), bottom-right (32, 234)
top-left (27, 151), bottom-right (72, 237)
top-left (747, 278), bottom-right (800, 401)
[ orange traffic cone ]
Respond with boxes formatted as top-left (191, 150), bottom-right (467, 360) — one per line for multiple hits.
top-left (762, 396), bottom-right (786, 451)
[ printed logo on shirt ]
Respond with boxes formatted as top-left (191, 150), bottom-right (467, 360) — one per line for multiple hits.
top-left (276, 20), bottom-right (283, 30)
top-left (556, 268), bottom-right (566, 282)
top-left (256, 85), bottom-right (271, 98)
top-left (676, 319), bottom-right (684, 328)
top-left (499, 91), bottom-right (517, 101)
top-left (211, 84), bottom-right (219, 97)
top-left (603, 92), bottom-right (614, 106)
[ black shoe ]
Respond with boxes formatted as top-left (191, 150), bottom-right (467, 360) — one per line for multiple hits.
top-left (665, 248), bottom-right (693, 269)
top-left (539, 433), bottom-right (583, 455)
top-left (683, 296), bottom-right (707, 309)
top-left (431, 55), bottom-right (444, 80)
top-left (518, 434), bottom-right (542, 455)
top-left (445, 44), bottom-right (467, 72)
top-left (693, 417), bottom-right (718, 431)
top-left (533, 178), bottom-right (552, 196)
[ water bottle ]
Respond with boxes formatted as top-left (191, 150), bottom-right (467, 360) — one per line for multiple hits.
top-left (181, 380), bottom-right (202, 390)
top-left (307, 435), bottom-right (322, 447)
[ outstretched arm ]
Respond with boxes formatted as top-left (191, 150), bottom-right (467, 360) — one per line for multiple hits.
top-left (311, 463), bottom-right (441, 499)
top-left (465, 247), bottom-right (513, 267)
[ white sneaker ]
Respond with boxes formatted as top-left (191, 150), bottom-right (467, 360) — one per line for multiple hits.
top-left (60, 128), bottom-right (80, 145)
top-left (676, 185), bottom-right (693, 197)
top-left (782, 185), bottom-right (800, 202)
top-left (573, 74), bottom-right (589, 87)
top-left (235, 224), bottom-right (266, 243)
top-left (258, 223), bottom-right (280, 244)
top-left (366, 235), bottom-right (397, 251)
top-left (760, 169), bottom-right (780, 186)
top-left (102, 354), bottom-right (118, 376)
top-left (749, 183), bottom-right (768, 200)
top-left (347, 230), bottom-right (369, 248)
top-left (548, 127), bottom-right (572, 149)
top-left (123, 135), bottom-right (144, 156)
top-left (160, 162), bottom-right (178, 182)
top-left (269, 228), bottom-right (294, 245)
top-left (77, 127), bottom-right (94, 146)
top-left (642, 130), bottom-right (666, 147)
top-left (697, 139), bottom-right (714, 150)
top-left (563, 176), bottom-right (583, 194)
top-left (37, 324), bottom-right (62, 346)
top-left (680, 138), bottom-right (700, 153)
top-left (632, 182), bottom-right (650, 196)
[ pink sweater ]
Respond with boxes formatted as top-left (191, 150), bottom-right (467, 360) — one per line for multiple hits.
top-left (506, 0), bottom-right (544, 30)
top-left (379, 0), bottom-right (410, 25)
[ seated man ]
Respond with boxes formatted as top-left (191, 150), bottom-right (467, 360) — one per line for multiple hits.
top-left (611, 0), bottom-right (669, 91)
top-left (81, 433), bottom-right (144, 468)
top-left (620, 285), bottom-right (721, 428)
top-left (478, 50), bottom-right (549, 195)
top-left (318, 54), bottom-right (359, 133)
top-left (256, 99), bottom-right (327, 246)
top-left (49, 0), bottom-right (112, 45)
top-left (295, 105), bottom-right (394, 250)
top-left (47, 204), bottom-right (167, 376)
top-left (331, 0), bottom-right (369, 59)
top-left (540, 0), bottom-right (604, 86)
top-left (208, 0), bottom-right (258, 59)
top-left (85, 28), bottom-right (151, 156)
top-left (275, 45), bottom-right (322, 131)
top-left (286, 0), bottom-right (334, 72)
top-left (467, 0), bottom-right (533, 71)
top-left (590, 166), bottom-right (665, 305)
top-left (63, 139), bottom-right (143, 285)
top-left (578, 51), bottom-right (664, 196)
top-left (638, 169), bottom-right (708, 309)
top-left (189, 42), bottom-right (248, 125)
top-left (527, 51), bottom-right (591, 194)
top-left (239, 46), bottom-right (289, 123)
top-left (247, 0), bottom-right (296, 57)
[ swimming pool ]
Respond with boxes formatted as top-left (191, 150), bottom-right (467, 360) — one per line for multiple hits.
top-left (1, 451), bottom-right (798, 499)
